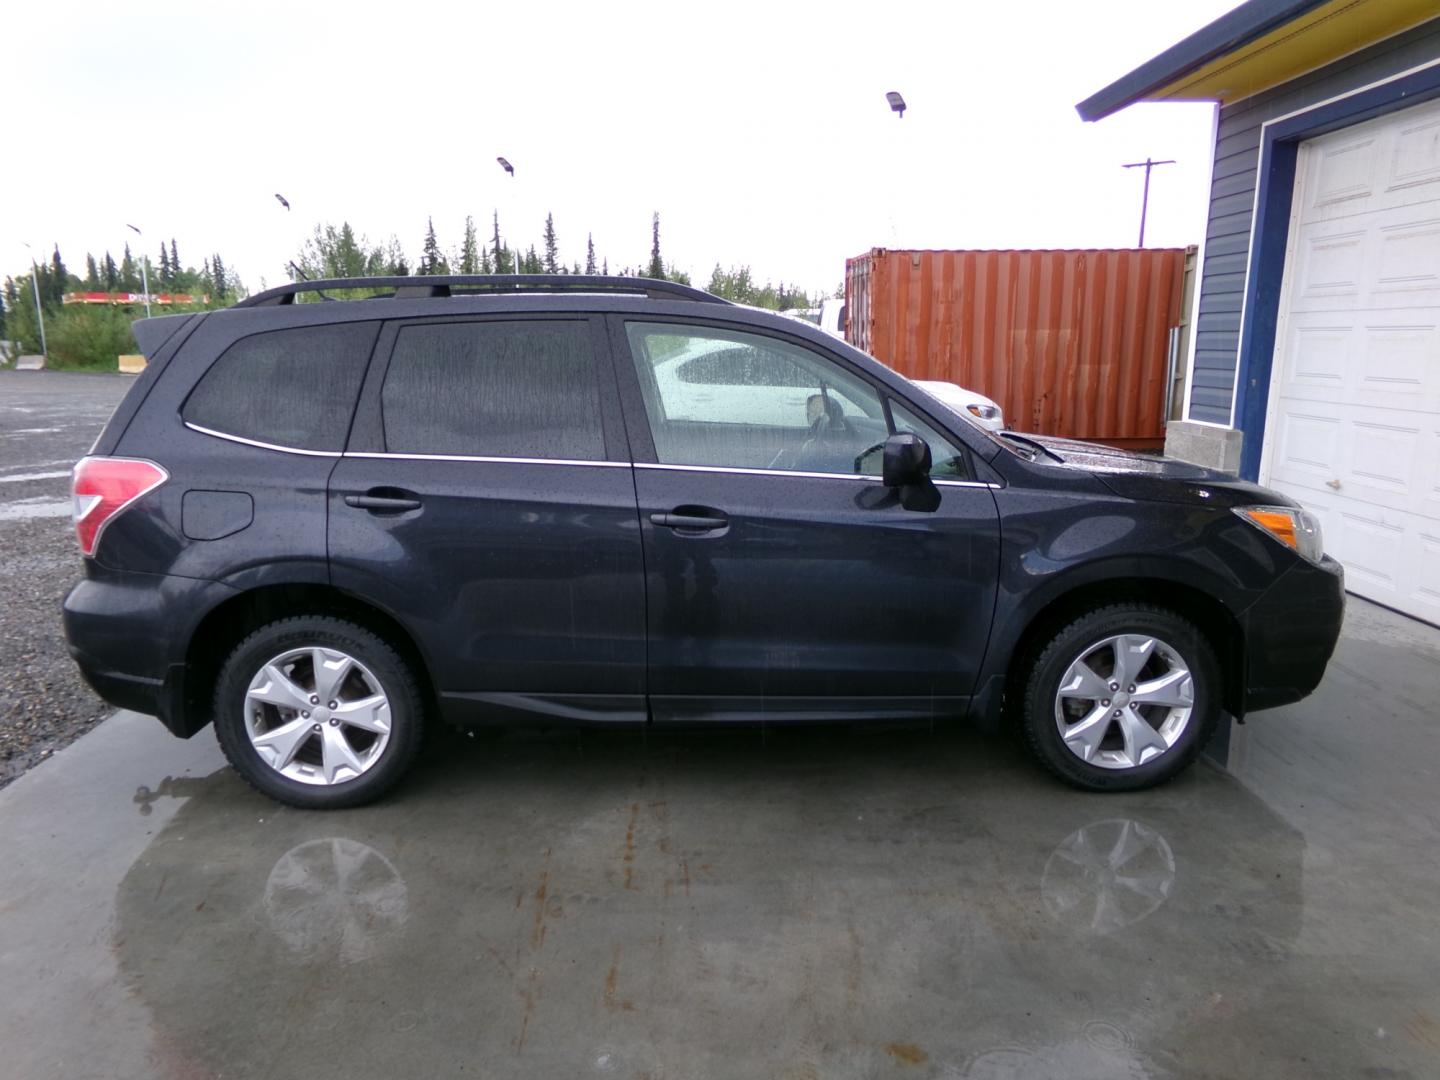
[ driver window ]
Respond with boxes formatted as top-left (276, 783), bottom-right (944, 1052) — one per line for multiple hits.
top-left (626, 322), bottom-right (887, 474)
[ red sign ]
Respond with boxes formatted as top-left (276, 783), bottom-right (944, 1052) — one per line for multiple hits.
top-left (63, 292), bottom-right (208, 306)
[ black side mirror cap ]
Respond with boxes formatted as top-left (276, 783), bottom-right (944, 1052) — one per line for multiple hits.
top-left (883, 432), bottom-right (932, 487)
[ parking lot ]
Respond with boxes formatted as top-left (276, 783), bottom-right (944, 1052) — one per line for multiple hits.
top-left (2, 370), bottom-right (1438, 1079)
top-left (0, 370), bottom-right (130, 785)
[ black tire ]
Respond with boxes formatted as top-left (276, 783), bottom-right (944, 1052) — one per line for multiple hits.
top-left (1019, 604), bottom-right (1220, 792)
top-left (213, 616), bottom-right (424, 809)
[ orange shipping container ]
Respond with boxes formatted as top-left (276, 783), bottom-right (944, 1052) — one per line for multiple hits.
top-left (845, 248), bottom-right (1187, 449)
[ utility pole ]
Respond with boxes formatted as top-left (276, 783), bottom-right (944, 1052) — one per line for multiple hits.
top-left (21, 243), bottom-right (47, 361)
top-left (1122, 157), bottom-right (1176, 246)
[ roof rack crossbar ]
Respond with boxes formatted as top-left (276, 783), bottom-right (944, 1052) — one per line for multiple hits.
top-left (235, 274), bottom-right (730, 308)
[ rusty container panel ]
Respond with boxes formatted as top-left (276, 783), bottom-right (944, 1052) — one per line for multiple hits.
top-left (844, 248), bottom-right (1187, 448)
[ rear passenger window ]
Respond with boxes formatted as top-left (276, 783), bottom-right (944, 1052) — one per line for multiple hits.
top-left (183, 323), bottom-right (379, 452)
top-left (381, 320), bottom-right (604, 459)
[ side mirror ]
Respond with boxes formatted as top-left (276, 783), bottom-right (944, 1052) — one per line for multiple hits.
top-left (882, 432), bottom-right (931, 487)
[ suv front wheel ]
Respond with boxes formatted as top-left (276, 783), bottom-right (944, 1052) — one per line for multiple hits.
top-left (214, 617), bottom-right (425, 809)
top-left (1020, 604), bottom-right (1221, 791)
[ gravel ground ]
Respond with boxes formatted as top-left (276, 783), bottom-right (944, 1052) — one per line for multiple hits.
top-left (0, 370), bottom-right (133, 788)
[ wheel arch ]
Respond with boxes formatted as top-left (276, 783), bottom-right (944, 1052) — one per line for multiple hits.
top-left (176, 583), bottom-right (440, 737)
top-left (986, 572), bottom-right (1247, 730)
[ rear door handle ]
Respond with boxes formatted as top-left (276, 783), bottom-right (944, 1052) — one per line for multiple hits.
top-left (650, 511), bottom-right (728, 532)
top-left (345, 492), bottom-right (422, 513)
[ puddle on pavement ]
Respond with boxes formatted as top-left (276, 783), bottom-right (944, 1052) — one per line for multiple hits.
top-left (100, 726), bottom-right (1395, 1078)
top-left (264, 837), bottom-right (410, 965)
top-left (1041, 817), bottom-right (1176, 934)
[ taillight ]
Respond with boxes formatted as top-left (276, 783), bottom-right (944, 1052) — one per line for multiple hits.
top-left (72, 456), bottom-right (168, 557)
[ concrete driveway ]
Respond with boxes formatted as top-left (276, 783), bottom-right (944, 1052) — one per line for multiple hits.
top-left (0, 599), bottom-right (1436, 1080)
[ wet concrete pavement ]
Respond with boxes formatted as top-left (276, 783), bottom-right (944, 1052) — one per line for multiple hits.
top-left (0, 598), bottom-right (1436, 1079)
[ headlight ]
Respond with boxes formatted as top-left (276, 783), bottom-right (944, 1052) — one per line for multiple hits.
top-left (1234, 505), bottom-right (1324, 563)
top-left (967, 403), bottom-right (1001, 421)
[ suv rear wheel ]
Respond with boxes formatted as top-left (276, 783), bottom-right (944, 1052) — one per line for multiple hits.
top-left (1020, 604), bottom-right (1220, 791)
top-left (214, 617), bottom-right (424, 809)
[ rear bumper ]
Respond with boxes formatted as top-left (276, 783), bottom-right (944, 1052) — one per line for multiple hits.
top-left (63, 567), bottom-right (234, 736)
top-left (1240, 553), bottom-right (1345, 713)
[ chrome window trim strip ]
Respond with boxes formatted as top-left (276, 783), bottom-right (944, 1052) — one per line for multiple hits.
top-left (633, 461), bottom-right (997, 488)
top-left (182, 424), bottom-right (998, 487)
top-left (635, 462), bottom-right (878, 483)
top-left (184, 422), bottom-right (343, 458)
top-left (343, 452), bottom-right (628, 467)
top-left (934, 478), bottom-right (1002, 489)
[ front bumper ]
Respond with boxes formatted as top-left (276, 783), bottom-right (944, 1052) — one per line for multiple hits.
top-left (1240, 552), bottom-right (1345, 713)
top-left (63, 566), bottom-right (235, 736)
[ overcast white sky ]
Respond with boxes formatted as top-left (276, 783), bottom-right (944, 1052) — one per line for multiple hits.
top-left (5, 0), bottom-right (1241, 295)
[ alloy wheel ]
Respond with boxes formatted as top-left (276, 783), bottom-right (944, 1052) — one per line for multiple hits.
top-left (244, 647), bottom-right (392, 786)
top-left (1053, 633), bottom-right (1194, 770)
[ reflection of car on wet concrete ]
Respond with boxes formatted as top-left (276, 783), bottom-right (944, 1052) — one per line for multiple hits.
top-left (110, 724), bottom-right (1316, 1079)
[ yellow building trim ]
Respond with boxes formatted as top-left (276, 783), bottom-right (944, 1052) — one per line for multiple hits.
top-left (1156, 0), bottom-right (1440, 104)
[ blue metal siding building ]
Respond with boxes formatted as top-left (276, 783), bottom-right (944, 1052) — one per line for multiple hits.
top-left (1081, 0), bottom-right (1440, 625)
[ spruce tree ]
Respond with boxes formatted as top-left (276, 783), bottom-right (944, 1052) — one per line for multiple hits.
top-left (103, 252), bottom-right (118, 292)
top-left (647, 213), bottom-right (665, 280)
top-left (480, 247), bottom-right (493, 274)
top-left (50, 246), bottom-right (69, 305)
top-left (419, 217), bottom-right (448, 275)
top-left (585, 234), bottom-right (597, 275)
top-left (158, 245), bottom-right (171, 288)
top-left (602, 257), bottom-right (609, 276)
top-left (84, 254), bottom-right (100, 290)
top-left (170, 239), bottom-right (181, 283)
top-left (120, 244), bottom-right (137, 291)
top-left (211, 253), bottom-right (227, 301)
top-left (491, 210), bottom-right (504, 271)
top-left (543, 213), bottom-right (559, 274)
top-left (459, 215), bottom-right (480, 274)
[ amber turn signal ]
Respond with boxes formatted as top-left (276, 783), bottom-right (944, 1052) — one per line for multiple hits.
top-left (1234, 505), bottom-right (1324, 563)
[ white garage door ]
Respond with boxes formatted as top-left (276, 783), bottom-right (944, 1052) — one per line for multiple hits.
top-left (1263, 96), bottom-right (1440, 625)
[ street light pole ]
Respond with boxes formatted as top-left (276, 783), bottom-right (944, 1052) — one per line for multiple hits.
top-left (274, 193), bottom-right (295, 286)
top-left (126, 223), bottom-right (152, 317)
top-left (884, 91), bottom-right (909, 246)
top-left (1122, 158), bottom-right (1176, 247)
top-left (21, 242), bottom-right (48, 361)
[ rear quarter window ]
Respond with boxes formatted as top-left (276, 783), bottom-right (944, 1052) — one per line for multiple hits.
top-left (182, 322), bottom-right (379, 452)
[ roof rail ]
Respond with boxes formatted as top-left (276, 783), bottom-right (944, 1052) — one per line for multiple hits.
top-left (234, 274), bottom-right (730, 308)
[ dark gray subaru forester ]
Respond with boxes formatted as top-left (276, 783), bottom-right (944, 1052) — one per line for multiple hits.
top-left (64, 275), bottom-right (1344, 808)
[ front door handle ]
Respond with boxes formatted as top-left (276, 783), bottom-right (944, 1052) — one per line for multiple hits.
top-left (345, 491), bottom-right (422, 513)
top-left (650, 510), bottom-right (728, 532)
